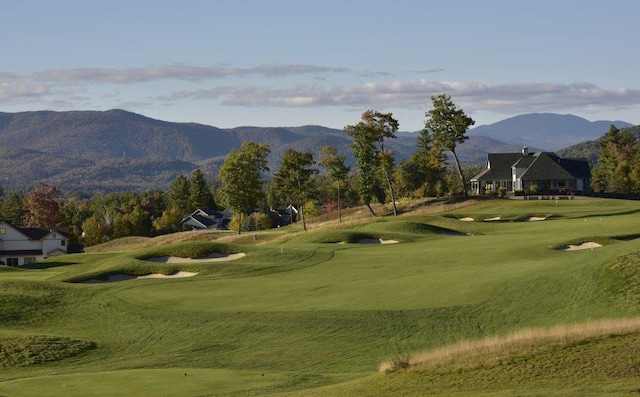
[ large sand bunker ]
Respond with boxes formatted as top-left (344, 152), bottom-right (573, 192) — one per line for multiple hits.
top-left (146, 252), bottom-right (246, 263)
top-left (79, 271), bottom-right (198, 284)
top-left (459, 217), bottom-right (474, 222)
top-left (526, 216), bottom-right (547, 221)
top-left (359, 239), bottom-right (399, 244)
top-left (562, 242), bottom-right (602, 251)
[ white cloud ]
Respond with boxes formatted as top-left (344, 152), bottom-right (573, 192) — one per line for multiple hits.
top-left (184, 80), bottom-right (640, 116)
top-left (2, 64), bottom-right (639, 121)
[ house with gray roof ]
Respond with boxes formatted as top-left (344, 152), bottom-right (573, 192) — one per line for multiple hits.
top-left (470, 147), bottom-right (591, 195)
top-left (180, 208), bottom-right (231, 231)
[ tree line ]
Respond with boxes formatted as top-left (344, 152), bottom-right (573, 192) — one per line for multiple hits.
top-left (0, 94), bottom-right (477, 243)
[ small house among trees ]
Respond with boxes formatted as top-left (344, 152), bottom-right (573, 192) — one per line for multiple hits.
top-left (180, 208), bottom-right (231, 231)
top-left (470, 148), bottom-right (591, 195)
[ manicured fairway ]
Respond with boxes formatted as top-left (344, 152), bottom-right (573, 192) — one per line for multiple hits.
top-left (2, 198), bottom-right (640, 396)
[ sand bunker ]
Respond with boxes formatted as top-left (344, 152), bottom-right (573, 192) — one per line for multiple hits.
top-left (359, 239), bottom-right (399, 244)
top-left (146, 252), bottom-right (246, 263)
top-left (563, 242), bottom-right (602, 251)
top-left (526, 216), bottom-right (547, 221)
top-left (79, 271), bottom-right (198, 284)
top-left (483, 217), bottom-right (501, 221)
top-left (459, 217), bottom-right (475, 222)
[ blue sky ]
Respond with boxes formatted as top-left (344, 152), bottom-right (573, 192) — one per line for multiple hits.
top-left (2, 0), bottom-right (639, 131)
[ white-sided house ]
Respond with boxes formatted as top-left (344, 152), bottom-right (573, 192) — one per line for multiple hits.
top-left (0, 221), bottom-right (70, 266)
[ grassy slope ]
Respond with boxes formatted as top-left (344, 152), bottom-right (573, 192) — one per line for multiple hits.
top-left (1, 198), bottom-right (640, 396)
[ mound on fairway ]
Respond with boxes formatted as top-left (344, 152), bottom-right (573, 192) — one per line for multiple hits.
top-left (146, 252), bottom-right (246, 263)
top-left (78, 271), bottom-right (198, 284)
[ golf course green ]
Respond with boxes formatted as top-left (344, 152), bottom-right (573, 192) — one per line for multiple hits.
top-left (2, 197), bottom-right (640, 396)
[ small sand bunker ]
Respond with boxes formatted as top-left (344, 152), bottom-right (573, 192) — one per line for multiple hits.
top-left (459, 217), bottom-right (474, 222)
top-left (483, 217), bottom-right (501, 221)
top-left (147, 252), bottom-right (246, 263)
top-left (563, 242), bottom-right (602, 251)
top-left (526, 216), bottom-right (546, 221)
top-left (359, 239), bottom-right (399, 245)
top-left (79, 271), bottom-right (198, 284)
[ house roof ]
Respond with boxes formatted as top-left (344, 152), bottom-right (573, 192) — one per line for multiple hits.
top-left (0, 221), bottom-right (69, 241)
top-left (471, 153), bottom-right (521, 181)
top-left (472, 151), bottom-right (591, 183)
top-left (0, 249), bottom-right (44, 256)
top-left (519, 153), bottom-right (591, 181)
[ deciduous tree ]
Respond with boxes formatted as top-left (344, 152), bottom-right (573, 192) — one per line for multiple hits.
top-left (319, 145), bottom-right (350, 222)
top-left (424, 94), bottom-right (475, 197)
top-left (218, 141), bottom-right (270, 234)
top-left (272, 149), bottom-right (318, 231)
top-left (23, 181), bottom-right (64, 228)
top-left (345, 110), bottom-right (398, 216)
top-left (591, 125), bottom-right (640, 193)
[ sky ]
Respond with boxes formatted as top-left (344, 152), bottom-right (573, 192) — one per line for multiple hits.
top-left (2, 0), bottom-right (639, 132)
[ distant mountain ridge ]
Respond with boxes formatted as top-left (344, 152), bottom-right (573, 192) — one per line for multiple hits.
top-left (469, 113), bottom-right (633, 151)
top-left (0, 109), bottom-right (634, 193)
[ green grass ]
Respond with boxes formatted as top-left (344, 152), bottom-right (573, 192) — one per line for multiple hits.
top-left (2, 197), bottom-right (640, 396)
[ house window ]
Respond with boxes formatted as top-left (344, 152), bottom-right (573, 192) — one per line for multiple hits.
top-left (61, 240), bottom-right (66, 246)
top-left (24, 257), bottom-right (36, 264)
top-left (7, 258), bottom-right (19, 267)
top-left (52, 233), bottom-right (57, 238)
top-left (0, 228), bottom-right (5, 234)
top-left (557, 180), bottom-right (566, 188)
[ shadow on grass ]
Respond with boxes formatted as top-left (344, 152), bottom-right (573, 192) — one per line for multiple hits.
top-left (22, 261), bottom-right (78, 270)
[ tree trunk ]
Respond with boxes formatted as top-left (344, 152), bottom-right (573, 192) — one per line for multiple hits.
top-left (337, 183), bottom-right (342, 223)
top-left (365, 201), bottom-right (377, 217)
top-left (383, 169), bottom-right (397, 216)
top-left (451, 150), bottom-right (468, 198)
top-left (300, 203), bottom-right (307, 231)
top-left (237, 212), bottom-right (242, 235)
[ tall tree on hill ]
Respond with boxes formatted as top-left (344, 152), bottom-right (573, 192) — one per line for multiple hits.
top-left (591, 125), bottom-right (640, 193)
top-left (23, 181), bottom-right (64, 228)
top-left (168, 175), bottom-right (190, 214)
top-left (272, 149), bottom-right (318, 231)
top-left (218, 141), bottom-right (270, 234)
top-left (319, 145), bottom-right (350, 223)
top-left (424, 94), bottom-right (475, 197)
top-left (189, 169), bottom-right (215, 210)
top-left (345, 110), bottom-right (398, 216)
top-left (414, 127), bottom-right (447, 196)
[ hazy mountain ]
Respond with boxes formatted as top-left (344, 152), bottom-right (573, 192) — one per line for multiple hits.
top-left (0, 109), bottom-right (634, 194)
top-left (469, 113), bottom-right (633, 151)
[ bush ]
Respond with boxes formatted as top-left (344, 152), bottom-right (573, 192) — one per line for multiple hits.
top-left (385, 354), bottom-right (411, 373)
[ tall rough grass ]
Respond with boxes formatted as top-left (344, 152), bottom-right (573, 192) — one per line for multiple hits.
top-left (380, 317), bottom-right (640, 372)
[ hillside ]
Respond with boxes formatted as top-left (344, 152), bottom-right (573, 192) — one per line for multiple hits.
top-left (0, 109), bottom-right (634, 193)
top-left (556, 125), bottom-right (640, 163)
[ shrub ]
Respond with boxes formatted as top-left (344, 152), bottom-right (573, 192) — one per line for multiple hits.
top-left (385, 354), bottom-right (411, 373)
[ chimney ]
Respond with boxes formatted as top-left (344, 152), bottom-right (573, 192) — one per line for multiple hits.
top-left (522, 146), bottom-right (529, 156)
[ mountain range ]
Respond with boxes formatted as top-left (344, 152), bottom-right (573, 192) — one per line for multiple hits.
top-left (0, 109), bottom-right (634, 194)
